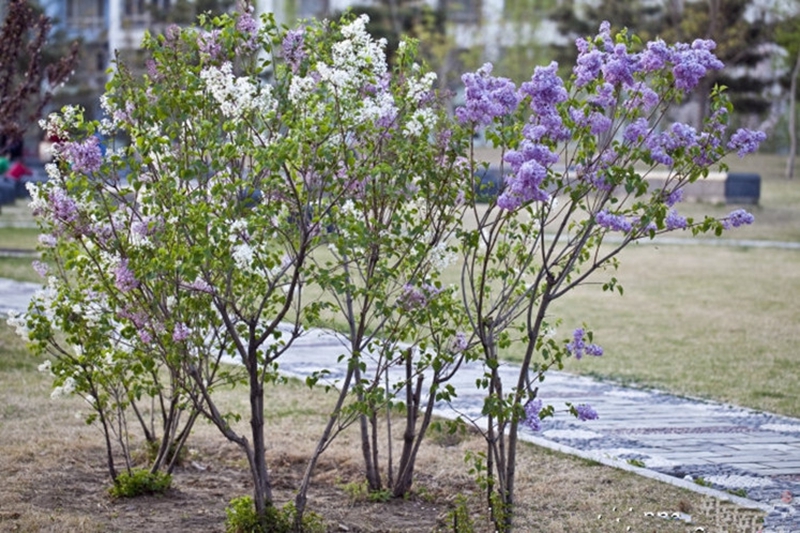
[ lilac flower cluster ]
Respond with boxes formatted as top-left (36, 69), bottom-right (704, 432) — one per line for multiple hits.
top-left (282, 29), bottom-right (306, 74)
top-left (523, 398), bottom-right (543, 432)
top-left (455, 63), bottom-right (519, 126)
top-left (236, 11), bottom-right (259, 51)
top-left (172, 322), bottom-right (190, 342)
top-left (62, 136), bottom-right (103, 174)
top-left (198, 29), bottom-right (222, 59)
top-left (570, 106), bottom-right (612, 136)
top-left (498, 140), bottom-right (559, 210)
top-left (38, 233), bottom-right (58, 248)
top-left (574, 404), bottom-right (599, 421)
top-left (118, 306), bottom-right (148, 329)
top-left (398, 283), bottom-right (442, 311)
top-left (665, 209), bottom-right (688, 230)
top-left (185, 278), bottom-right (213, 294)
top-left (131, 216), bottom-right (161, 239)
top-left (727, 128), bottom-right (768, 158)
top-left (672, 40), bottom-right (724, 91)
top-left (595, 210), bottom-right (632, 233)
top-left (32, 260), bottom-right (49, 277)
top-left (114, 259), bottom-right (139, 293)
top-left (664, 188), bottom-right (684, 207)
top-left (722, 209), bottom-right (755, 229)
top-left (574, 24), bottom-right (724, 94)
top-left (520, 62), bottom-right (569, 142)
top-left (48, 187), bottom-right (79, 226)
top-left (566, 328), bottom-right (603, 360)
top-left (451, 331), bottom-right (469, 354)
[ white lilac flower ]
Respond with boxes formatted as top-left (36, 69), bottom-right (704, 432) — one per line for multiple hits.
top-left (288, 75), bottom-right (317, 104)
top-left (403, 108), bottom-right (436, 137)
top-left (232, 243), bottom-right (255, 272)
top-left (200, 62), bottom-right (275, 118)
top-left (428, 241), bottom-right (455, 272)
top-left (6, 311), bottom-right (29, 339)
top-left (51, 376), bottom-right (77, 399)
top-left (406, 71), bottom-right (437, 103)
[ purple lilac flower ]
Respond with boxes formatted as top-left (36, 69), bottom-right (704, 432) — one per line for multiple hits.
top-left (589, 82), bottom-right (616, 109)
top-left (602, 43), bottom-right (636, 87)
top-left (519, 62), bottom-right (571, 142)
top-left (146, 59), bottom-right (160, 80)
top-left (639, 39), bottom-right (672, 72)
top-left (595, 210), bottom-right (632, 233)
top-left (165, 24), bottom-right (181, 42)
top-left (173, 322), bottom-right (190, 342)
top-left (497, 139), bottom-right (558, 210)
top-left (672, 41), bottom-right (724, 92)
top-left (571, 108), bottom-right (611, 135)
top-left (624, 82), bottom-right (659, 112)
top-left (727, 128), bottom-right (767, 157)
top-left (184, 278), bottom-right (213, 294)
top-left (722, 209), bottom-right (755, 229)
top-left (131, 216), bottom-right (162, 239)
top-left (89, 222), bottom-right (114, 246)
top-left (665, 188), bottom-right (684, 207)
top-left (38, 233), bottom-right (57, 248)
top-left (236, 11), bottom-right (259, 51)
top-left (645, 133), bottom-right (674, 166)
top-left (32, 260), bottom-right (48, 277)
top-left (575, 404), bottom-right (599, 421)
top-left (139, 329), bottom-right (153, 344)
top-left (623, 118), bottom-right (650, 144)
top-left (520, 61), bottom-right (568, 112)
top-left (523, 398), bottom-right (543, 432)
top-left (398, 283), bottom-right (441, 310)
top-left (665, 209), bottom-right (687, 230)
top-left (451, 332), bottom-right (469, 353)
top-left (668, 122), bottom-right (698, 150)
top-left (282, 28), bottom-right (306, 73)
top-left (48, 188), bottom-right (79, 224)
top-left (573, 48), bottom-right (603, 87)
top-left (579, 168), bottom-right (613, 192)
top-left (114, 259), bottom-right (139, 292)
top-left (456, 63), bottom-right (519, 126)
top-left (119, 306), bottom-right (148, 329)
top-left (596, 21), bottom-right (614, 52)
top-left (498, 160), bottom-right (549, 210)
top-left (512, 140), bottom-right (560, 167)
top-left (62, 136), bottom-right (103, 173)
top-left (566, 328), bottom-right (604, 360)
top-left (198, 29), bottom-right (222, 59)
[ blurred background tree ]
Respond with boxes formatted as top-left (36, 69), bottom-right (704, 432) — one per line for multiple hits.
top-left (0, 0), bottom-right (78, 155)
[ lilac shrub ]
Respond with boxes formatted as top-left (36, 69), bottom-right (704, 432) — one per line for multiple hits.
top-left (15, 8), bottom-right (469, 527)
top-left (456, 22), bottom-right (762, 531)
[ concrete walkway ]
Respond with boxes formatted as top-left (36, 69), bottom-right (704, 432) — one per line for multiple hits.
top-left (2, 278), bottom-right (798, 532)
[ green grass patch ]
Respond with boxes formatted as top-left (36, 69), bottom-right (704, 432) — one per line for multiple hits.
top-left (551, 245), bottom-right (800, 417)
top-left (0, 256), bottom-right (41, 283)
top-left (0, 226), bottom-right (40, 250)
top-left (0, 323), bottom-right (36, 373)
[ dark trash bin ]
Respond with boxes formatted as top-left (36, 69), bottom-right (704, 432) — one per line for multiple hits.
top-left (0, 177), bottom-right (16, 205)
top-left (725, 173), bottom-right (760, 205)
top-left (475, 167), bottom-right (506, 202)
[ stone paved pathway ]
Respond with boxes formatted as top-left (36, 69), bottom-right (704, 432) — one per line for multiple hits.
top-left (2, 278), bottom-right (798, 532)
